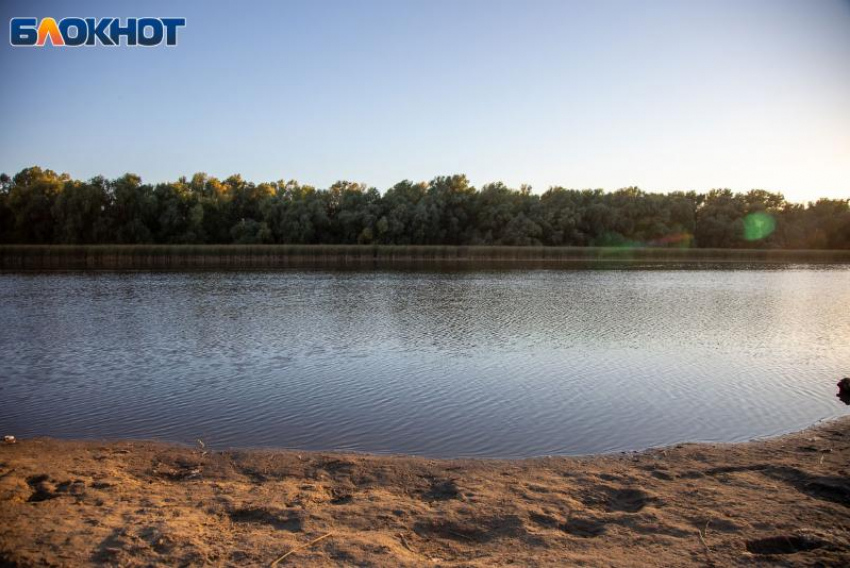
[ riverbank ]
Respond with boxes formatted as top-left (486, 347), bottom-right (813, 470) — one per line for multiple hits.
top-left (2, 244), bottom-right (849, 270)
top-left (1, 419), bottom-right (848, 566)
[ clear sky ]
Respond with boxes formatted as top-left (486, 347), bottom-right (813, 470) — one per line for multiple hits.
top-left (1, 0), bottom-right (848, 202)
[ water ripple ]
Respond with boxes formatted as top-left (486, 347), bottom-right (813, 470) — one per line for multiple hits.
top-left (1, 267), bottom-right (849, 457)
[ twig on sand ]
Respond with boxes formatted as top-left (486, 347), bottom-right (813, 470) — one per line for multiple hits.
top-left (397, 533), bottom-right (414, 552)
top-left (448, 530), bottom-right (475, 541)
top-left (697, 524), bottom-right (708, 548)
top-left (270, 532), bottom-right (334, 566)
top-left (698, 521), bottom-right (715, 566)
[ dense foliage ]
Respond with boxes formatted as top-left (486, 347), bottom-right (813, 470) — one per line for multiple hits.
top-left (1, 167), bottom-right (848, 248)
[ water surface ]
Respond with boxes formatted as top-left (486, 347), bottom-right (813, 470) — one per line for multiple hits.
top-left (1, 267), bottom-right (848, 457)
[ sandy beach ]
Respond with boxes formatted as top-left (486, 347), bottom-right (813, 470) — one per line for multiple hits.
top-left (1, 418), bottom-right (848, 567)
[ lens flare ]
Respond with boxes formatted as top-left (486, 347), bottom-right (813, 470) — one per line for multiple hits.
top-left (743, 212), bottom-right (776, 241)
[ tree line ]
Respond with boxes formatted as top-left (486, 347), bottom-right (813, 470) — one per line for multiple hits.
top-left (0, 166), bottom-right (847, 249)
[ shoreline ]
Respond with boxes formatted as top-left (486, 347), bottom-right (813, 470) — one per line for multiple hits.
top-left (2, 418), bottom-right (849, 566)
top-left (5, 413), bottom-right (847, 461)
top-left (2, 244), bottom-right (849, 270)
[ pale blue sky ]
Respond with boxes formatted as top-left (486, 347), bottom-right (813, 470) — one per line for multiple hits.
top-left (1, 0), bottom-right (848, 201)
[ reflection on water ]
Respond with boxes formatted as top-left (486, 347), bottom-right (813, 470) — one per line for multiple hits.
top-left (1, 267), bottom-right (849, 457)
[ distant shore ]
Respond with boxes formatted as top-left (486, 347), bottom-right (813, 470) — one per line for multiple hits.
top-left (2, 418), bottom-right (848, 566)
top-left (2, 244), bottom-right (850, 270)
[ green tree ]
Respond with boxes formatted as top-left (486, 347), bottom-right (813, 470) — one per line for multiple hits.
top-left (52, 176), bottom-right (112, 243)
top-left (695, 189), bottom-right (746, 248)
top-left (0, 166), bottom-right (846, 250)
top-left (111, 174), bottom-right (157, 243)
top-left (7, 167), bottom-right (66, 243)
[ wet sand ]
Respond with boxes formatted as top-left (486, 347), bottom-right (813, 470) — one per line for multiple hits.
top-left (1, 418), bottom-right (848, 567)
